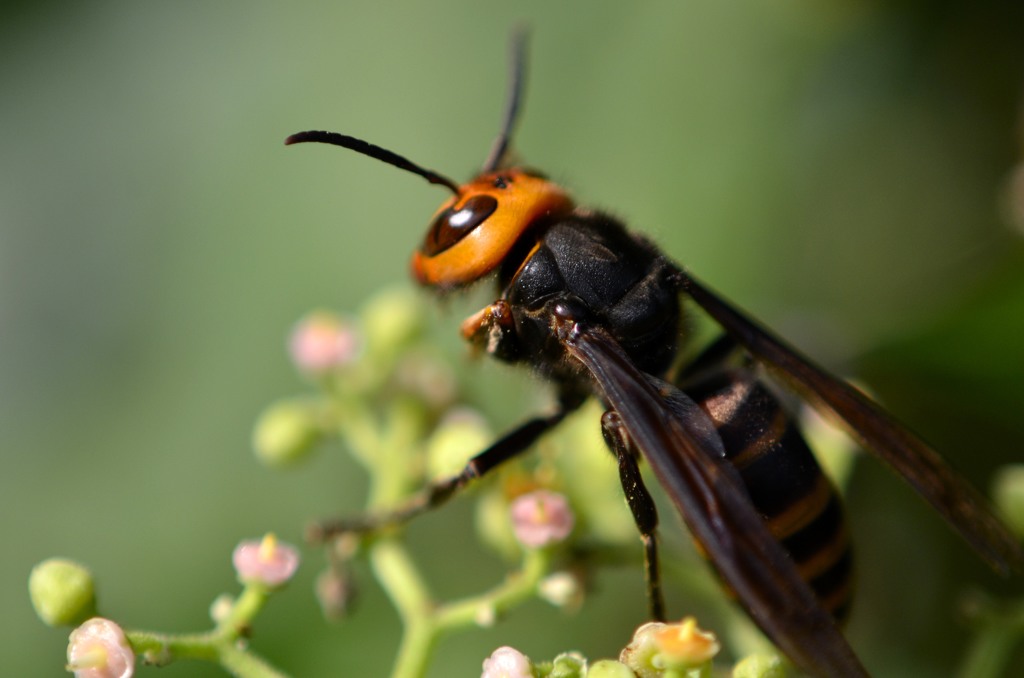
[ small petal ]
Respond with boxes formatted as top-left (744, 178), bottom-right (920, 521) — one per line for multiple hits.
top-left (481, 646), bottom-right (532, 678)
top-left (233, 534), bottom-right (300, 587)
top-left (509, 490), bottom-right (575, 548)
top-left (621, 618), bottom-right (719, 677)
top-left (652, 616), bottom-right (720, 667)
top-left (620, 621), bottom-right (667, 678)
top-left (66, 617), bottom-right (134, 678)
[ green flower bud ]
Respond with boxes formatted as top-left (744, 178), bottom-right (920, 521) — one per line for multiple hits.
top-left (800, 404), bottom-right (857, 492)
top-left (360, 286), bottom-right (424, 361)
top-left (732, 654), bottom-right (786, 678)
top-left (549, 651), bottom-right (587, 677)
top-left (252, 399), bottom-right (321, 467)
top-left (550, 402), bottom-right (635, 545)
top-left (993, 464), bottom-right (1024, 538)
top-left (586, 659), bottom-right (636, 678)
top-left (475, 488), bottom-right (520, 560)
top-left (425, 409), bottom-right (491, 480)
top-left (29, 558), bottom-right (96, 627)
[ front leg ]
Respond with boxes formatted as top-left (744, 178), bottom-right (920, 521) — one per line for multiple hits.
top-left (310, 408), bottom-right (572, 541)
top-left (460, 299), bottom-right (518, 358)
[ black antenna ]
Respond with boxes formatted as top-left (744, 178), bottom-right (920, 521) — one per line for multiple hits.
top-left (482, 28), bottom-right (529, 173)
top-left (284, 131), bottom-right (461, 195)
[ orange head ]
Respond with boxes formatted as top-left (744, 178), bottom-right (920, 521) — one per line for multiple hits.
top-left (411, 169), bottom-right (573, 288)
top-left (286, 32), bottom-right (565, 290)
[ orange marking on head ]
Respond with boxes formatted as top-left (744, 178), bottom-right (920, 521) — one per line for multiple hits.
top-left (411, 169), bottom-right (573, 288)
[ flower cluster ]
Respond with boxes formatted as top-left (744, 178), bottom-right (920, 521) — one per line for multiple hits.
top-left (32, 535), bottom-right (299, 677)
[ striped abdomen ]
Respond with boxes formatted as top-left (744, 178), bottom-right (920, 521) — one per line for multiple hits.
top-left (685, 369), bottom-right (854, 622)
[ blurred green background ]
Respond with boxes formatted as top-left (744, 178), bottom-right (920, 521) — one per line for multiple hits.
top-left (4, 1), bottom-right (1024, 676)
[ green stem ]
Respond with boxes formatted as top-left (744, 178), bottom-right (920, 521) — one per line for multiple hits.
top-left (373, 397), bottom-right (428, 508)
top-left (432, 548), bottom-right (550, 629)
top-left (375, 545), bottom-right (553, 678)
top-left (372, 538), bottom-right (434, 623)
top-left (127, 628), bottom-right (288, 678)
top-left (217, 583), bottom-right (271, 635)
top-left (391, 617), bottom-right (438, 678)
top-left (125, 583), bottom-right (287, 678)
top-left (371, 538), bottom-right (437, 678)
top-left (127, 629), bottom-right (220, 664)
top-left (219, 642), bottom-right (291, 678)
top-left (956, 595), bottom-right (1024, 678)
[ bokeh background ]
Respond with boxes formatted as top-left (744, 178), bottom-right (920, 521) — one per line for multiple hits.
top-left (4, 1), bottom-right (1024, 676)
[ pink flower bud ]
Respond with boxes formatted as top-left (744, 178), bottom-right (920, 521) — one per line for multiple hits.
top-left (509, 490), bottom-right (574, 549)
top-left (232, 534), bottom-right (300, 587)
top-left (289, 311), bottom-right (360, 373)
top-left (481, 646), bottom-right (532, 678)
top-left (316, 567), bottom-right (357, 621)
top-left (66, 617), bottom-right (134, 678)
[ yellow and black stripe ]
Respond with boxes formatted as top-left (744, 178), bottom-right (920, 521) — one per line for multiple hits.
top-left (685, 368), bottom-right (854, 622)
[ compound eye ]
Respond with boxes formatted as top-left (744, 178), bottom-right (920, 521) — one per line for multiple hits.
top-left (421, 194), bottom-right (499, 256)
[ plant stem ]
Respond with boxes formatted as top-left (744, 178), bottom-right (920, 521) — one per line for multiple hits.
top-left (126, 582), bottom-right (287, 678)
top-left (956, 596), bottom-right (1024, 678)
top-left (432, 549), bottom-right (550, 629)
top-left (372, 537), bottom-right (436, 678)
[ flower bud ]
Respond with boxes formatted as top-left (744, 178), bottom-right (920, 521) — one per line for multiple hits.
top-left (732, 654), bottom-right (786, 678)
top-left (209, 594), bottom-right (234, 625)
top-left (425, 408), bottom-right (491, 480)
top-left (361, 287), bottom-right (424, 360)
top-left (586, 659), bottom-right (635, 678)
top-left (66, 617), bottom-right (134, 678)
top-left (620, 621), bottom-right (667, 678)
top-left (620, 618), bottom-right (719, 677)
top-left (800, 404), bottom-right (858, 491)
top-left (252, 399), bottom-right (321, 468)
top-left (233, 534), bottom-right (300, 587)
top-left (394, 350), bottom-right (457, 410)
top-left (316, 567), bottom-right (357, 621)
top-left (481, 646), bottom-right (533, 678)
top-left (993, 464), bottom-right (1024, 538)
top-left (550, 651), bottom-right (586, 676)
top-left (29, 558), bottom-right (96, 628)
top-left (652, 617), bottom-right (720, 669)
top-left (538, 571), bottom-right (584, 612)
top-left (509, 490), bottom-right (575, 549)
top-left (289, 310), bottom-right (360, 374)
top-left (475, 489), bottom-right (520, 560)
